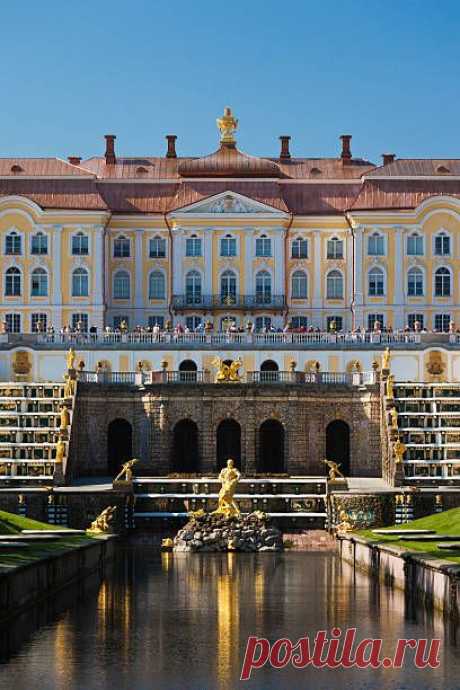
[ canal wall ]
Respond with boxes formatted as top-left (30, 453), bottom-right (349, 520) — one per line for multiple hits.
top-left (0, 536), bottom-right (117, 623)
top-left (337, 535), bottom-right (460, 620)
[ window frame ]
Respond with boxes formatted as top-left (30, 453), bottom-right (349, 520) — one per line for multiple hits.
top-left (72, 267), bottom-right (89, 297)
top-left (326, 269), bottom-right (344, 300)
top-left (30, 267), bottom-right (48, 297)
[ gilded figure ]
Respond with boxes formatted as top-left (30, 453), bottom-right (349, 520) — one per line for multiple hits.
top-left (212, 458), bottom-right (241, 518)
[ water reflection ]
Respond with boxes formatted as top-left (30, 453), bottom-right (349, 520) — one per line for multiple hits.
top-left (0, 546), bottom-right (459, 690)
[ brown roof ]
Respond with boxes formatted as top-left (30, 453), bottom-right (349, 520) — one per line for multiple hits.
top-left (178, 145), bottom-right (283, 178)
top-left (171, 181), bottom-right (289, 212)
top-left (0, 180), bottom-right (107, 210)
top-left (367, 159), bottom-right (460, 177)
top-left (98, 183), bottom-right (179, 214)
top-left (351, 179), bottom-right (460, 211)
top-left (281, 183), bottom-right (364, 215)
top-left (0, 158), bottom-right (94, 177)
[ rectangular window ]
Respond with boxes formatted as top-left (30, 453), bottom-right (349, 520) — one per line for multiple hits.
top-left (291, 316), bottom-right (308, 329)
top-left (255, 237), bottom-right (271, 257)
top-left (5, 233), bottom-right (21, 255)
top-left (255, 316), bottom-right (272, 331)
top-left (435, 235), bottom-right (450, 256)
top-left (291, 239), bottom-right (308, 259)
top-left (434, 314), bottom-right (451, 332)
top-left (31, 313), bottom-right (47, 333)
top-left (149, 237), bottom-right (166, 258)
top-left (407, 234), bottom-right (423, 256)
top-left (72, 234), bottom-right (89, 255)
top-left (220, 237), bottom-right (237, 257)
top-left (114, 237), bottom-right (130, 258)
top-left (185, 237), bottom-right (202, 257)
top-left (148, 316), bottom-right (164, 329)
top-left (5, 313), bottom-right (21, 333)
top-left (408, 314), bottom-right (424, 330)
top-left (31, 233), bottom-right (48, 255)
top-left (327, 316), bottom-right (343, 332)
top-left (72, 313), bottom-right (88, 332)
top-left (368, 313), bottom-right (384, 330)
top-left (186, 316), bottom-right (202, 331)
top-left (327, 238), bottom-right (343, 259)
top-left (113, 316), bottom-right (129, 330)
top-left (368, 234), bottom-right (385, 256)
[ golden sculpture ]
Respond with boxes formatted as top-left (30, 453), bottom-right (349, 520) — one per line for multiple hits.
top-left (390, 406), bottom-right (399, 430)
top-left (393, 437), bottom-right (406, 464)
top-left (212, 357), bottom-right (242, 383)
top-left (386, 374), bottom-right (394, 399)
top-left (55, 435), bottom-right (66, 463)
top-left (60, 405), bottom-right (70, 430)
top-left (161, 537), bottom-right (174, 550)
top-left (66, 348), bottom-right (76, 370)
top-left (336, 510), bottom-right (353, 533)
top-left (63, 374), bottom-right (75, 398)
top-left (188, 508), bottom-right (206, 519)
top-left (87, 506), bottom-right (117, 534)
top-left (113, 458), bottom-right (138, 482)
top-left (323, 458), bottom-right (345, 481)
top-left (216, 106), bottom-right (238, 145)
top-left (212, 458), bottom-right (241, 518)
top-left (381, 347), bottom-right (391, 371)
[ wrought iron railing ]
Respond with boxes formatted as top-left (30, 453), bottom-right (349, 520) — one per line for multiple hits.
top-left (171, 294), bottom-right (286, 310)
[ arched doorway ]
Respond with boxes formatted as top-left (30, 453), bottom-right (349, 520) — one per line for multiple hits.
top-left (216, 419), bottom-right (241, 470)
top-left (171, 419), bottom-right (200, 472)
top-left (107, 418), bottom-right (133, 476)
top-left (179, 359), bottom-right (197, 382)
top-left (260, 359), bottom-right (279, 382)
top-left (326, 420), bottom-right (350, 475)
top-left (257, 419), bottom-right (285, 473)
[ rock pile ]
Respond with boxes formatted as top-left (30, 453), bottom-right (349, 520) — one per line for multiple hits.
top-left (173, 511), bottom-right (284, 552)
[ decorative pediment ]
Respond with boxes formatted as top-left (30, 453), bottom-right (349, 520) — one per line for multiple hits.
top-left (172, 191), bottom-right (287, 217)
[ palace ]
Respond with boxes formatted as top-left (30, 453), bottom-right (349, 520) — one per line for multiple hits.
top-left (0, 107), bottom-right (460, 336)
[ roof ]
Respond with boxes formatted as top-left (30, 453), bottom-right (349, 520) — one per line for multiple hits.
top-left (351, 179), bottom-right (460, 211)
top-left (0, 157), bottom-right (94, 177)
top-left (366, 159), bottom-right (460, 177)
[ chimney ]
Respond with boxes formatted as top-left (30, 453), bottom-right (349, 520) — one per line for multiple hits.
top-left (166, 135), bottom-right (177, 158)
top-left (68, 156), bottom-right (81, 166)
top-left (104, 134), bottom-right (116, 165)
top-left (279, 135), bottom-right (291, 160)
top-left (382, 153), bottom-right (395, 166)
top-left (340, 134), bottom-right (352, 163)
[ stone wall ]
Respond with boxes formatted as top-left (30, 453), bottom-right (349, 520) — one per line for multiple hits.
top-left (70, 382), bottom-right (382, 478)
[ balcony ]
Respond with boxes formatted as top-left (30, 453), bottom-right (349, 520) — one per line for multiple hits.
top-left (171, 294), bottom-right (286, 311)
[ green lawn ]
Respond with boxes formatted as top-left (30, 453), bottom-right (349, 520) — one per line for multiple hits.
top-left (358, 507), bottom-right (460, 565)
top-left (0, 509), bottom-right (96, 569)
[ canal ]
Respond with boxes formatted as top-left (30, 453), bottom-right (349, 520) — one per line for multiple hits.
top-left (0, 545), bottom-right (459, 690)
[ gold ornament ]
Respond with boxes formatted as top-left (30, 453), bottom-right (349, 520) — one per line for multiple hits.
top-left (212, 459), bottom-right (241, 518)
top-left (216, 106), bottom-right (238, 145)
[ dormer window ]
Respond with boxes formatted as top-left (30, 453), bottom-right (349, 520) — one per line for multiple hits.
top-left (255, 235), bottom-right (271, 257)
top-left (114, 235), bottom-right (130, 258)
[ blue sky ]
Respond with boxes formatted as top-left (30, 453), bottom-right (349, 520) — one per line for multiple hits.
top-left (2, 0), bottom-right (459, 163)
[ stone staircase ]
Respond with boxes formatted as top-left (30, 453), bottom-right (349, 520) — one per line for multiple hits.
top-left (131, 476), bottom-right (329, 529)
top-left (0, 381), bottom-right (75, 486)
top-left (387, 382), bottom-right (460, 486)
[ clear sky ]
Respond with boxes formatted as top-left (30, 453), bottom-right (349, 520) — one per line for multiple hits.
top-left (2, 0), bottom-right (459, 163)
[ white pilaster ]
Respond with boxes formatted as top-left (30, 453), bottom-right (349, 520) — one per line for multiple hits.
top-left (203, 229), bottom-right (213, 295)
top-left (172, 227), bottom-right (184, 295)
top-left (393, 226), bottom-right (405, 328)
top-left (244, 231), bottom-right (253, 295)
top-left (353, 225), bottom-right (364, 328)
top-left (312, 231), bottom-right (322, 309)
top-left (135, 229), bottom-right (144, 323)
top-left (52, 225), bottom-right (62, 330)
top-left (93, 225), bottom-right (105, 329)
top-left (273, 229), bottom-right (285, 296)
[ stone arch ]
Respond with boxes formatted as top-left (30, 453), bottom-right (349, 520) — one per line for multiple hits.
top-left (260, 359), bottom-right (279, 382)
top-left (257, 419), bottom-right (285, 473)
top-left (216, 418), bottom-right (241, 471)
top-left (178, 359), bottom-right (198, 382)
top-left (107, 418), bottom-right (133, 476)
top-left (325, 420), bottom-right (350, 476)
top-left (171, 419), bottom-right (200, 472)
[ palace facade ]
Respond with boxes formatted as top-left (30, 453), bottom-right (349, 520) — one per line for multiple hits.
top-left (1, 108), bottom-right (460, 334)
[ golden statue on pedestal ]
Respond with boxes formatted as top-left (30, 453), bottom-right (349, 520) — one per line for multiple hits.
top-left (55, 435), bottom-right (66, 463)
top-left (336, 510), bottom-right (353, 533)
top-left (393, 437), bottom-right (406, 464)
top-left (212, 459), bottom-right (241, 518)
top-left (63, 374), bottom-right (75, 399)
top-left (66, 348), bottom-right (76, 371)
top-left (87, 506), bottom-right (117, 534)
top-left (60, 405), bottom-right (70, 430)
top-left (216, 106), bottom-right (238, 145)
top-left (390, 406), bottom-right (399, 430)
top-left (113, 458), bottom-right (138, 482)
top-left (381, 347), bottom-right (391, 371)
top-left (386, 374), bottom-right (394, 399)
top-left (323, 458), bottom-right (345, 482)
top-left (212, 357), bottom-right (242, 383)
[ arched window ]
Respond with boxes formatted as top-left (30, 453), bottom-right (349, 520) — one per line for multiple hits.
top-left (5, 267), bottom-right (21, 296)
top-left (327, 236), bottom-right (343, 259)
top-left (368, 232), bottom-right (385, 256)
top-left (185, 270), bottom-right (202, 304)
top-left (368, 267), bottom-right (384, 296)
top-left (72, 267), bottom-right (89, 297)
top-left (407, 232), bottom-right (423, 256)
top-left (31, 231), bottom-right (48, 255)
top-left (220, 270), bottom-right (237, 304)
top-left (5, 231), bottom-right (21, 256)
top-left (113, 271), bottom-right (130, 299)
top-left (435, 267), bottom-right (451, 297)
top-left (326, 270), bottom-right (343, 299)
top-left (113, 235), bottom-right (130, 258)
top-left (291, 270), bottom-right (308, 299)
top-left (434, 232), bottom-right (450, 256)
top-left (291, 237), bottom-right (308, 259)
top-left (72, 232), bottom-right (89, 256)
top-left (149, 271), bottom-right (165, 299)
top-left (31, 268), bottom-right (48, 297)
top-left (255, 270), bottom-right (272, 303)
top-left (407, 267), bottom-right (424, 296)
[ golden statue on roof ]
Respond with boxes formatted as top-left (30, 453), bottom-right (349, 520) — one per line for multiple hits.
top-left (217, 106), bottom-right (238, 145)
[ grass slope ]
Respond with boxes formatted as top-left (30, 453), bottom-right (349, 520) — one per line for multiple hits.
top-left (0, 509), bottom-right (61, 534)
top-left (358, 507), bottom-right (460, 564)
